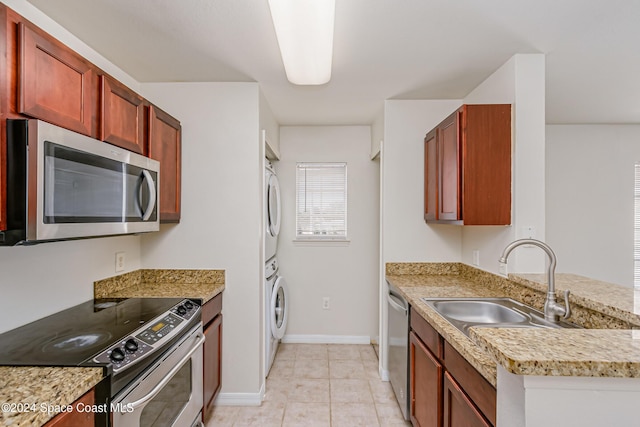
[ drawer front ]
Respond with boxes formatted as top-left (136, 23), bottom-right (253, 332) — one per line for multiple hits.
top-left (410, 307), bottom-right (443, 359)
top-left (202, 293), bottom-right (223, 326)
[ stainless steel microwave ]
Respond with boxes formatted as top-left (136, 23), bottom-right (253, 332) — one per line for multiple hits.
top-left (1, 119), bottom-right (160, 246)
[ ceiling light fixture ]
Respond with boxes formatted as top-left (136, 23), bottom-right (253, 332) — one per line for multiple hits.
top-left (268, 0), bottom-right (336, 85)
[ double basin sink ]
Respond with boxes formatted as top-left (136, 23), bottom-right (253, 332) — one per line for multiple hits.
top-left (420, 297), bottom-right (580, 337)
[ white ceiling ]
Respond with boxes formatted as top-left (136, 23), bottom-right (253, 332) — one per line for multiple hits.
top-left (26, 0), bottom-right (640, 125)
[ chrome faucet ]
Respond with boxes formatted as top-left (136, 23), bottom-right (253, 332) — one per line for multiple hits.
top-left (498, 239), bottom-right (571, 323)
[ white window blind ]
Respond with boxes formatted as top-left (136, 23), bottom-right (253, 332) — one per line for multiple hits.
top-left (296, 162), bottom-right (347, 239)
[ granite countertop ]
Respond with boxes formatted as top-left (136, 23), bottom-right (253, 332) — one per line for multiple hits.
top-left (386, 263), bottom-right (640, 385)
top-left (0, 366), bottom-right (103, 426)
top-left (94, 268), bottom-right (226, 302)
top-left (387, 271), bottom-right (503, 386)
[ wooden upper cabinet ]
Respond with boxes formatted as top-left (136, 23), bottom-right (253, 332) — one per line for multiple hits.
top-left (100, 75), bottom-right (146, 154)
top-left (149, 105), bottom-right (182, 223)
top-left (424, 104), bottom-right (511, 226)
top-left (0, 4), bottom-right (184, 229)
top-left (18, 21), bottom-right (95, 136)
top-left (424, 130), bottom-right (437, 222)
top-left (438, 111), bottom-right (460, 221)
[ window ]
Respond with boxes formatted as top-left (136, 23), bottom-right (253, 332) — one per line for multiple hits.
top-left (296, 162), bottom-right (347, 240)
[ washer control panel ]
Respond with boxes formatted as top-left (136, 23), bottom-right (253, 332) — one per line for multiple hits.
top-left (93, 299), bottom-right (200, 372)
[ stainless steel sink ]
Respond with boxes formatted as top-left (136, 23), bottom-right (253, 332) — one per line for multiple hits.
top-left (420, 297), bottom-right (580, 337)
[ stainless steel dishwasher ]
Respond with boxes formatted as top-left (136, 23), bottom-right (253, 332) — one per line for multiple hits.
top-left (387, 280), bottom-right (409, 420)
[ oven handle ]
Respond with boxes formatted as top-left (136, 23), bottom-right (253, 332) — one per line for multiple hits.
top-left (121, 333), bottom-right (205, 414)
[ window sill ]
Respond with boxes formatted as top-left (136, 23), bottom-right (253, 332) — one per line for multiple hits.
top-left (293, 239), bottom-right (351, 247)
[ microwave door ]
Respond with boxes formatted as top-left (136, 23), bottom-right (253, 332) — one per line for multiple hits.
top-left (43, 141), bottom-right (126, 225)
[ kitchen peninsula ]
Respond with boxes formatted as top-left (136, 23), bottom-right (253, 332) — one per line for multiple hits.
top-left (386, 262), bottom-right (640, 427)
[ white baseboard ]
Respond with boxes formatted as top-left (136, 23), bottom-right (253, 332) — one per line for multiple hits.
top-left (214, 381), bottom-right (265, 407)
top-left (281, 334), bottom-right (371, 344)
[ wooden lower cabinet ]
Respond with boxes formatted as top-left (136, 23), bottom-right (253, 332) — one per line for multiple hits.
top-left (443, 373), bottom-right (491, 427)
top-left (410, 331), bottom-right (443, 427)
top-left (202, 293), bottom-right (223, 423)
top-left (410, 308), bottom-right (495, 427)
top-left (43, 388), bottom-right (95, 427)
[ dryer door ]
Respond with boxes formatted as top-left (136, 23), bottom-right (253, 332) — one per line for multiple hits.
top-left (267, 172), bottom-right (281, 237)
top-left (270, 276), bottom-right (289, 339)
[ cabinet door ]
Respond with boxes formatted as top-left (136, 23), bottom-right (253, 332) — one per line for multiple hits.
top-left (443, 372), bottom-right (491, 427)
top-left (437, 111), bottom-right (460, 221)
top-left (43, 388), bottom-right (95, 427)
top-left (149, 104), bottom-right (181, 222)
top-left (424, 129), bottom-right (438, 221)
top-left (101, 75), bottom-right (146, 154)
top-left (203, 313), bottom-right (222, 421)
top-left (460, 104), bottom-right (511, 225)
top-left (18, 22), bottom-right (95, 136)
top-left (410, 331), bottom-right (443, 427)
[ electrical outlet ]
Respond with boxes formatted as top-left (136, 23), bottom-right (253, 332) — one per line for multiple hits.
top-left (472, 250), bottom-right (480, 266)
top-left (322, 297), bottom-right (330, 310)
top-left (115, 252), bottom-right (126, 273)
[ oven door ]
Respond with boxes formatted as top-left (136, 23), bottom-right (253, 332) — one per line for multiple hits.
top-left (111, 324), bottom-right (204, 427)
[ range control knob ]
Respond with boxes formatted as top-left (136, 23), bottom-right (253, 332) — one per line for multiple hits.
top-left (177, 305), bottom-right (187, 315)
top-left (184, 301), bottom-right (194, 310)
top-left (124, 338), bottom-right (139, 353)
top-left (110, 347), bottom-right (125, 362)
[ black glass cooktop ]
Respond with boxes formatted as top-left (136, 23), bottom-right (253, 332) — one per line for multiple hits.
top-left (0, 298), bottom-right (185, 366)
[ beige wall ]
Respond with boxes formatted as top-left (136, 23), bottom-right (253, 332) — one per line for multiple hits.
top-left (277, 126), bottom-right (380, 342)
top-left (546, 124), bottom-right (640, 287)
top-left (141, 82), bottom-right (266, 403)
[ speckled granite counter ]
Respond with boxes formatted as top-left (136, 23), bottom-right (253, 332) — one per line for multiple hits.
top-left (94, 269), bottom-right (225, 302)
top-left (470, 328), bottom-right (640, 378)
top-left (0, 366), bottom-right (103, 426)
top-left (386, 263), bottom-right (640, 385)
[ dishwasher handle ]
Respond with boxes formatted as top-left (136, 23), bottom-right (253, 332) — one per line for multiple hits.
top-left (387, 292), bottom-right (408, 316)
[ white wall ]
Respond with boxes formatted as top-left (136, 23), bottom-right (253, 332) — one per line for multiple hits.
top-left (382, 100), bottom-right (463, 263)
top-left (371, 109), bottom-right (384, 159)
top-left (546, 125), bottom-right (640, 287)
top-left (0, 0), bottom-right (144, 334)
top-left (260, 91), bottom-right (280, 160)
top-left (0, 236), bottom-right (141, 333)
top-left (462, 54), bottom-right (547, 274)
top-left (140, 83), bottom-right (265, 400)
top-left (277, 126), bottom-right (380, 342)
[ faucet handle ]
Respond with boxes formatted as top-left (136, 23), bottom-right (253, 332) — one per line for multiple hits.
top-left (561, 290), bottom-right (571, 319)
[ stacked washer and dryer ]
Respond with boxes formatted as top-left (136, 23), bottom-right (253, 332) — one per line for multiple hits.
top-left (264, 160), bottom-right (289, 376)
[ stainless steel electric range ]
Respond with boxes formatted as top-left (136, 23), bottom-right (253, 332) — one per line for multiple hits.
top-left (0, 297), bottom-right (205, 427)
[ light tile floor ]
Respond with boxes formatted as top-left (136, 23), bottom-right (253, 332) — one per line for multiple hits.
top-left (206, 343), bottom-right (412, 426)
